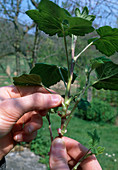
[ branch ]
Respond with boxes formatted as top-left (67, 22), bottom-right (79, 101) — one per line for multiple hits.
top-left (30, 0), bottom-right (38, 8)
top-left (42, 53), bottom-right (57, 60)
top-left (0, 2), bottom-right (14, 19)
top-left (19, 0), bottom-right (23, 4)
top-left (16, 0), bottom-right (21, 17)
top-left (0, 52), bottom-right (14, 59)
top-left (24, 23), bottom-right (35, 34)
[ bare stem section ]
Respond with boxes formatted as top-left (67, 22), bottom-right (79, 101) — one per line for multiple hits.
top-left (61, 36), bottom-right (93, 135)
top-left (46, 113), bottom-right (53, 142)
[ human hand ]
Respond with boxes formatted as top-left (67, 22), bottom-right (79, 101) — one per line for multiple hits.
top-left (50, 137), bottom-right (102, 170)
top-left (0, 85), bottom-right (62, 160)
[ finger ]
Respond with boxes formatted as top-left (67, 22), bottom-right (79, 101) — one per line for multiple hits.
top-left (12, 111), bottom-right (44, 134)
top-left (16, 86), bottom-right (56, 96)
top-left (62, 137), bottom-right (88, 168)
top-left (63, 137), bottom-right (101, 169)
top-left (13, 131), bottom-right (37, 142)
top-left (0, 93), bottom-right (62, 137)
top-left (50, 138), bottom-right (69, 170)
top-left (77, 155), bottom-right (102, 170)
top-left (15, 109), bottom-right (47, 125)
top-left (23, 114), bottom-right (43, 134)
top-left (0, 85), bottom-right (56, 100)
top-left (0, 93), bottom-right (62, 120)
top-left (12, 111), bottom-right (34, 133)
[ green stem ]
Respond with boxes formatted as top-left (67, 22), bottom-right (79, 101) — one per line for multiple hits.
top-left (61, 38), bottom-right (93, 130)
top-left (72, 35), bottom-right (77, 60)
top-left (46, 113), bottom-right (53, 142)
top-left (43, 86), bottom-right (54, 94)
top-left (64, 75), bottom-right (73, 101)
top-left (65, 35), bottom-right (77, 101)
top-left (61, 35), bottom-right (77, 117)
top-left (74, 41), bottom-right (93, 62)
top-left (64, 34), bottom-right (70, 77)
top-left (61, 70), bottom-right (91, 135)
top-left (73, 149), bottom-right (91, 170)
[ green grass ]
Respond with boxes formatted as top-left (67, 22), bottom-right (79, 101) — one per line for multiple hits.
top-left (30, 114), bottom-right (118, 170)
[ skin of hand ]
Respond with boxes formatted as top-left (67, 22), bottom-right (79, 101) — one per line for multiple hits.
top-left (50, 137), bottom-right (102, 170)
top-left (0, 85), bottom-right (62, 160)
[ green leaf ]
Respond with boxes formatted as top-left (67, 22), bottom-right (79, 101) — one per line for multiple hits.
top-left (77, 98), bottom-right (90, 111)
top-left (96, 146), bottom-right (105, 155)
top-left (90, 147), bottom-right (98, 155)
top-left (90, 56), bottom-right (111, 70)
top-left (88, 26), bottom-right (118, 56)
top-left (88, 130), bottom-right (104, 156)
top-left (92, 57), bottom-right (118, 90)
top-left (26, 0), bottom-right (94, 37)
top-left (13, 74), bottom-right (42, 86)
top-left (26, 0), bottom-right (70, 36)
top-left (88, 129), bottom-right (100, 147)
top-left (90, 146), bottom-right (105, 156)
top-left (26, 9), bottom-right (63, 36)
top-left (75, 7), bottom-right (95, 21)
top-left (68, 17), bottom-right (94, 36)
top-left (30, 63), bottom-right (77, 87)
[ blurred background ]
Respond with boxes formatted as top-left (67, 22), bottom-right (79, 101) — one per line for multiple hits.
top-left (0, 0), bottom-right (118, 169)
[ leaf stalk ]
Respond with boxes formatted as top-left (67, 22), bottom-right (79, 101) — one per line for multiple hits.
top-left (74, 41), bottom-right (93, 61)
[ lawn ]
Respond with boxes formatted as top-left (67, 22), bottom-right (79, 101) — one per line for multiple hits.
top-left (30, 114), bottom-right (118, 170)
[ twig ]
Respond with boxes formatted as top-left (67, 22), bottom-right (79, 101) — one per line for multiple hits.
top-left (73, 149), bottom-right (91, 170)
top-left (46, 113), bottom-right (53, 142)
top-left (30, 0), bottom-right (38, 8)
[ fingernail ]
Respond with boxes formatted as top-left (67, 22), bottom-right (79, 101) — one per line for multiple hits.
top-left (52, 138), bottom-right (65, 150)
top-left (51, 95), bottom-right (61, 105)
top-left (14, 134), bottom-right (22, 142)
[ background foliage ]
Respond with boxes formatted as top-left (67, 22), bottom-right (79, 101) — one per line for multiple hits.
top-left (76, 98), bottom-right (117, 123)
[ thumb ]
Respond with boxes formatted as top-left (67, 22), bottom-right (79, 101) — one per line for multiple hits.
top-left (50, 138), bottom-right (69, 170)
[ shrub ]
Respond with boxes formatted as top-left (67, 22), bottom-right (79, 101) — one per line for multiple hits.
top-left (76, 98), bottom-right (117, 123)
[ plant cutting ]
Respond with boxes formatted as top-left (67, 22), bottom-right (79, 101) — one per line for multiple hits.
top-left (13, 0), bottom-right (118, 167)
